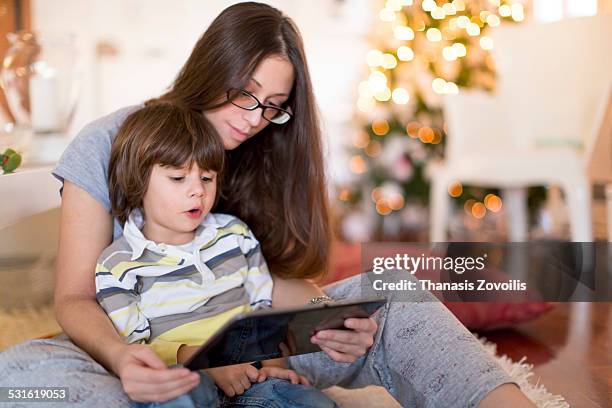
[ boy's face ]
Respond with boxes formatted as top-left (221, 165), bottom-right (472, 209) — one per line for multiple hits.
top-left (141, 163), bottom-right (217, 245)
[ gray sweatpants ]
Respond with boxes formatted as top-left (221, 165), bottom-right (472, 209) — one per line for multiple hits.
top-left (0, 273), bottom-right (513, 407)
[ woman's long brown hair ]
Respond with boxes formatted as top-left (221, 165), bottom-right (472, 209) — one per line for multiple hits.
top-left (152, 2), bottom-right (330, 279)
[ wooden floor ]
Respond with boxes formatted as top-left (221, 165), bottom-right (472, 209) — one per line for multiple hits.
top-left (481, 302), bottom-right (611, 407)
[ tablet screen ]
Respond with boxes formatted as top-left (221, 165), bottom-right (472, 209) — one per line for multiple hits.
top-left (185, 299), bottom-right (386, 370)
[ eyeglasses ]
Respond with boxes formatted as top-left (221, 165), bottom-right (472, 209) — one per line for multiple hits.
top-left (227, 88), bottom-right (292, 125)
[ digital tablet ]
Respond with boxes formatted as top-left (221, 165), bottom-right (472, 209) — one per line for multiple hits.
top-left (184, 298), bottom-right (386, 370)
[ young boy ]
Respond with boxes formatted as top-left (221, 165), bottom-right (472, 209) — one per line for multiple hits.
top-left (95, 103), bottom-right (337, 407)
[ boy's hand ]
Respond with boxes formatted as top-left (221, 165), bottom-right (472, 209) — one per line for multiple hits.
top-left (256, 366), bottom-right (311, 386)
top-left (205, 364), bottom-right (259, 397)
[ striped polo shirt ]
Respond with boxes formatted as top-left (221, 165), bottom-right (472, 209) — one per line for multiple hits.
top-left (95, 210), bottom-right (273, 365)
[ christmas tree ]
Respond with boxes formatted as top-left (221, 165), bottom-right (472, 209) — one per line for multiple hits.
top-left (338, 0), bottom-right (527, 241)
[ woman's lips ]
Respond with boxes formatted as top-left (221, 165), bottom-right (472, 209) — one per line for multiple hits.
top-left (228, 124), bottom-right (249, 141)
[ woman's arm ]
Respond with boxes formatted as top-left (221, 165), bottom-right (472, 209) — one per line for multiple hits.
top-left (54, 182), bottom-right (199, 402)
top-left (53, 181), bottom-right (124, 371)
top-left (270, 275), bottom-right (325, 307)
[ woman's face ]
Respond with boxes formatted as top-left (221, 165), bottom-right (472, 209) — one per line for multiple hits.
top-left (204, 56), bottom-right (295, 150)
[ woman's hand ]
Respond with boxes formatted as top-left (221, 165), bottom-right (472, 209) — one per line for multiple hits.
top-left (310, 317), bottom-right (377, 363)
top-left (114, 344), bottom-right (200, 403)
top-left (205, 363), bottom-right (260, 397)
top-left (257, 366), bottom-right (311, 385)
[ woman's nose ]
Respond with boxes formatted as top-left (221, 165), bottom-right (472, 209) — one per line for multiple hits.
top-left (243, 108), bottom-right (262, 128)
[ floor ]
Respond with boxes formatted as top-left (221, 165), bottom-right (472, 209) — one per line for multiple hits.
top-left (482, 302), bottom-right (611, 407)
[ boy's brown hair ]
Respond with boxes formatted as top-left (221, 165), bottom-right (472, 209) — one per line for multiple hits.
top-left (108, 102), bottom-right (225, 226)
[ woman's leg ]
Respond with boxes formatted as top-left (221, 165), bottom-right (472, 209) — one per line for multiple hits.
top-left (287, 271), bottom-right (515, 408)
top-left (0, 333), bottom-right (130, 406)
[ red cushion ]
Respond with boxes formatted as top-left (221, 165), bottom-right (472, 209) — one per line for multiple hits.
top-left (443, 301), bottom-right (554, 330)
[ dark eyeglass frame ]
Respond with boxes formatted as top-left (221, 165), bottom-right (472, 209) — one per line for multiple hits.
top-left (226, 88), bottom-right (293, 125)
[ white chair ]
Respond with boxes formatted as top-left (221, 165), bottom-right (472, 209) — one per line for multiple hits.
top-left (430, 15), bottom-right (612, 242)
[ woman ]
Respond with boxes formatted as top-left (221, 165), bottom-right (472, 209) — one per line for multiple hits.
top-left (0, 2), bottom-right (533, 407)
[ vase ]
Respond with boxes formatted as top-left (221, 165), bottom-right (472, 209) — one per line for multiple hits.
top-left (0, 31), bottom-right (80, 135)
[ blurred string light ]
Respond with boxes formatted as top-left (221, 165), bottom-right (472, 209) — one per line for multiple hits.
top-left (366, 49), bottom-right (383, 67)
top-left (453, 42), bottom-right (467, 57)
top-left (365, 140), bottom-right (382, 157)
top-left (372, 119), bottom-right (390, 135)
top-left (443, 3), bottom-right (457, 15)
top-left (386, 0), bottom-right (403, 11)
top-left (479, 36), bottom-right (494, 50)
top-left (432, 77), bottom-right (459, 94)
top-left (466, 22), bottom-right (481, 36)
top-left (397, 45), bottom-right (415, 61)
top-left (349, 155), bottom-right (367, 174)
top-left (431, 6), bottom-right (446, 19)
top-left (486, 14), bottom-right (501, 27)
top-left (421, 0), bottom-right (436, 12)
top-left (499, 4), bottom-right (511, 17)
top-left (464, 199), bottom-right (476, 214)
top-left (353, 0), bottom-right (523, 222)
top-left (379, 8), bottom-right (396, 21)
top-left (426, 27), bottom-right (442, 41)
top-left (338, 188), bottom-right (350, 201)
top-left (392, 87), bottom-right (411, 104)
top-left (457, 193), bottom-right (504, 219)
top-left (406, 121), bottom-right (420, 138)
top-left (364, 0), bottom-right (521, 109)
top-left (381, 53), bottom-right (398, 69)
top-left (371, 185), bottom-right (406, 214)
top-left (484, 193), bottom-right (503, 212)
top-left (471, 202), bottom-right (487, 219)
top-left (448, 181), bottom-right (463, 197)
top-left (369, 70), bottom-right (387, 92)
top-left (352, 130), bottom-right (370, 148)
top-left (443, 46), bottom-right (458, 61)
top-left (511, 3), bottom-right (525, 21)
top-left (374, 87), bottom-right (392, 101)
top-left (453, 0), bottom-right (466, 11)
top-left (394, 25), bottom-right (415, 40)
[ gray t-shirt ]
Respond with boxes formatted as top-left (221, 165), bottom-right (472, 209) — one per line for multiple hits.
top-left (52, 105), bottom-right (141, 241)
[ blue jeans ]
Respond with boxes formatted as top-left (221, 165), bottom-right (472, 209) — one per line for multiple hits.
top-left (130, 369), bottom-right (338, 408)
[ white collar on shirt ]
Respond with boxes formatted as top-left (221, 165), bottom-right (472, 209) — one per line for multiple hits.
top-left (123, 209), bottom-right (221, 261)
